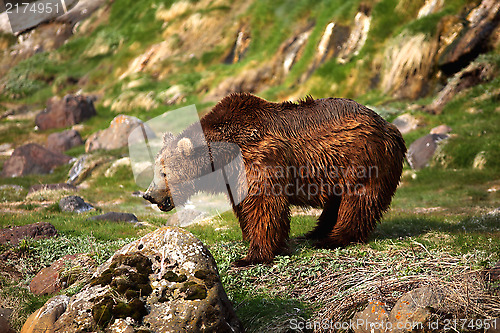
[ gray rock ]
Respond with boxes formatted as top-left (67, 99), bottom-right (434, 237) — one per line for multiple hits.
top-left (1, 143), bottom-right (72, 177)
top-left (47, 129), bottom-right (84, 153)
top-left (27, 227), bottom-right (243, 332)
top-left (407, 134), bottom-right (448, 170)
top-left (59, 196), bottom-right (94, 213)
top-left (90, 212), bottom-right (138, 223)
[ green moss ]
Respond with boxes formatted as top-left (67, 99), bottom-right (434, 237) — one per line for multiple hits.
top-left (179, 281), bottom-right (207, 300)
top-left (164, 270), bottom-right (188, 282)
top-left (92, 296), bottom-right (114, 328)
top-left (194, 269), bottom-right (218, 288)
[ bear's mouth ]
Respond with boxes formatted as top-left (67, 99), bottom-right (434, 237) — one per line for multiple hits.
top-left (157, 197), bottom-right (174, 212)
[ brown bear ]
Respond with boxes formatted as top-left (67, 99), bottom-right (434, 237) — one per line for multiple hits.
top-left (143, 93), bottom-right (406, 266)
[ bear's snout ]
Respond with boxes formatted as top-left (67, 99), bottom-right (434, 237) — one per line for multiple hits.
top-left (143, 190), bottom-right (174, 212)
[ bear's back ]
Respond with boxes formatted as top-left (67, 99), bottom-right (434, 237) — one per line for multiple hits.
top-left (201, 93), bottom-right (386, 144)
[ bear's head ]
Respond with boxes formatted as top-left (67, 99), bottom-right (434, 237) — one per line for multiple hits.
top-left (143, 131), bottom-right (212, 212)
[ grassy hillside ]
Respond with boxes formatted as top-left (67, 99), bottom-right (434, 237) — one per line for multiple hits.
top-left (0, 0), bottom-right (499, 331)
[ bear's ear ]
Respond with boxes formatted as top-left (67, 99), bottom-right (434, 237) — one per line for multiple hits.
top-left (163, 132), bottom-right (174, 144)
top-left (177, 138), bottom-right (193, 156)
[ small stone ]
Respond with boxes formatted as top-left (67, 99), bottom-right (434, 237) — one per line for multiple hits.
top-left (407, 134), bottom-right (448, 170)
top-left (29, 253), bottom-right (95, 296)
top-left (90, 212), bottom-right (138, 223)
top-left (59, 196), bottom-right (94, 213)
top-left (392, 114), bottom-right (419, 134)
top-left (67, 154), bottom-right (113, 185)
top-left (0, 222), bottom-right (57, 246)
top-left (1, 143), bottom-right (72, 177)
top-left (472, 151), bottom-right (487, 169)
top-left (430, 124), bottom-right (452, 135)
top-left (388, 286), bottom-right (444, 332)
top-left (46, 129), bottom-right (84, 153)
top-left (35, 94), bottom-right (97, 131)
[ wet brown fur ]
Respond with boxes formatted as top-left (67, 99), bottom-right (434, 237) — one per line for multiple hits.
top-left (196, 93), bottom-right (407, 266)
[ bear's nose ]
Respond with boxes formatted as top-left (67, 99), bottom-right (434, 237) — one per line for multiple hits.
top-left (143, 192), bottom-right (154, 202)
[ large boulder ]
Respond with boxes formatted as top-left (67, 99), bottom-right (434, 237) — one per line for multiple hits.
top-left (1, 143), bottom-right (72, 177)
top-left (46, 129), bottom-right (84, 153)
top-left (0, 222), bottom-right (58, 246)
top-left (85, 115), bottom-right (153, 152)
top-left (24, 227), bottom-right (244, 332)
top-left (35, 95), bottom-right (97, 131)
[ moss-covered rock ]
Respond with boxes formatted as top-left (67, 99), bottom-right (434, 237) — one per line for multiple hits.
top-left (24, 226), bottom-right (243, 333)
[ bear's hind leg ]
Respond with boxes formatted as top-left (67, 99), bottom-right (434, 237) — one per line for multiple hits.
top-left (233, 195), bottom-right (290, 267)
top-left (315, 192), bottom-right (383, 248)
top-left (305, 195), bottom-right (341, 240)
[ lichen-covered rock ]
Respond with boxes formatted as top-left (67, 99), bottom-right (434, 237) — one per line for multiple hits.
top-left (388, 286), bottom-right (444, 332)
top-left (353, 300), bottom-right (390, 333)
top-left (26, 226), bottom-right (243, 333)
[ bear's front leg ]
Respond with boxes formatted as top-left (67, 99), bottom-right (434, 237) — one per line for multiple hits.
top-left (232, 195), bottom-right (290, 267)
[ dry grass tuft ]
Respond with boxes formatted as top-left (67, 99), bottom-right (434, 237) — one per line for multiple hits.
top-left (381, 33), bottom-right (437, 98)
top-left (292, 248), bottom-right (499, 332)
